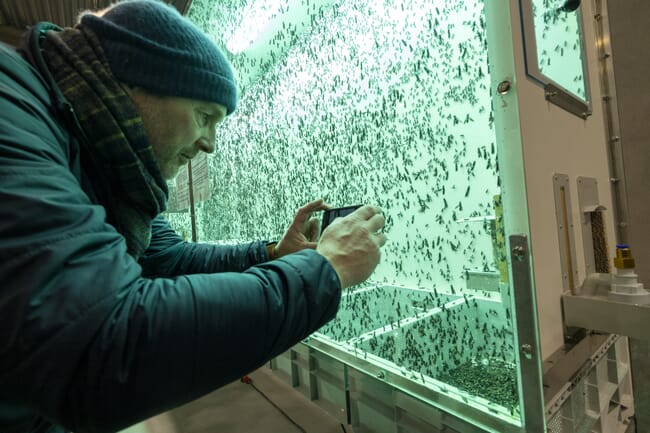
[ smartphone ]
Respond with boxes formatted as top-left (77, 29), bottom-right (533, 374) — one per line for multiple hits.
top-left (321, 205), bottom-right (362, 233)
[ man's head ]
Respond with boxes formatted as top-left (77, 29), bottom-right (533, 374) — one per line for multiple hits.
top-left (80, 0), bottom-right (237, 179)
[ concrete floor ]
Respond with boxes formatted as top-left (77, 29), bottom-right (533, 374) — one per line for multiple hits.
top-left (121, 368), bottom-right (349, 433)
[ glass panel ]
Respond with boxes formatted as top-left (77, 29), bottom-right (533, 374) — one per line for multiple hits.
top-left (524, 0), bottom-right (589, 102)
top-left (169, 0), bottom-right (526, 430)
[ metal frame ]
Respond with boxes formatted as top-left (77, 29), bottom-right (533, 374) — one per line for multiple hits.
top-left (518, 0), bottom-right (593, 118)
top-left (542, 333), bottom-right (611, 415)
top-left (509, 234), bottom-right (546, 433)
top-left (302, 335), bottom-right (522, 433)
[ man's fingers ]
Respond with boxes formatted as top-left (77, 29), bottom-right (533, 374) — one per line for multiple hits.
top-left (298, 198), bottom-right (327, 214)
top-left (366, 210), bottom-right (386, 232)
top-left (308, 217), bottom-right (321, 241)
top-left (351, 205), bottom-right (383, 221)
top-left (294, 199), bottom-right (329, 226)
top-left (374, 232), bottom-right (388, 247)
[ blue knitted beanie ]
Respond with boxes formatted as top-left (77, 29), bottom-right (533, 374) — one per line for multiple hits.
top-left (81, 0), bottom-right (238, 114)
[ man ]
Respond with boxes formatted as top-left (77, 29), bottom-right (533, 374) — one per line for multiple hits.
top-left (0, 0), bottom-right (386, 432)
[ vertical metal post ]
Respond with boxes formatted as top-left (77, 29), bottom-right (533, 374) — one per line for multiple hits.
top-left (509, 234), bottom-right (545, 433)
top-left (593, 0), bottom-right (630, 244)
top-left (187, 160), bottom-right (197, 242)
top-left (343, 364), bottom-right (352, 426)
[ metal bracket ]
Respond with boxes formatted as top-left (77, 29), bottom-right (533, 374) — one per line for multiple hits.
top-left (563, 292), bottom-right (650, 340)
top-left (552, 174), bottom-right (579, 293)
top-left (509, 234), bottom-right (546, 432)
top-left (545, 83), bottom-right (592, 119)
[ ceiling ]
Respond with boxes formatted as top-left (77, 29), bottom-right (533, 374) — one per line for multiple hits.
top-left (0, 0), bottom-right (192, 45)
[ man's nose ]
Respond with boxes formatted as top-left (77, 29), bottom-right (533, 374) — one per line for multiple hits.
top-left (197, 126), bottom-right (216, 153)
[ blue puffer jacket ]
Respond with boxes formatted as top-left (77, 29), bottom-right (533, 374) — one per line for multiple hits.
top-left (0, 27), bottom-right (341, 433)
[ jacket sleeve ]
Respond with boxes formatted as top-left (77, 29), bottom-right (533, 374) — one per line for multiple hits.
top-left (0, 47), bottom-right (341, 433)
top-left (139, 215), bottom-right (272, 277)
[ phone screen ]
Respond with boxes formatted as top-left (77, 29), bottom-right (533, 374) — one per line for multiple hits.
top-left (321, 205), bottom-right (362, 233)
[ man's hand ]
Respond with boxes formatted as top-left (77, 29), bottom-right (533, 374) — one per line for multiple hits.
top-left (316, 205), bottom-right (386, 288)
top-left (270, 199), bottom-right (329, 259)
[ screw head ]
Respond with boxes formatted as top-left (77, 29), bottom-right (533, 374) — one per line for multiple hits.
top-left (512, 245), bottom-right (526, 261)
top-left (520, 344), bottom-right (533, 359)
top-left (497, 80), bottom-right (512, 95)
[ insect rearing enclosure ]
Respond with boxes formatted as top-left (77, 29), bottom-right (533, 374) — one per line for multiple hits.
top-left (166, 0), bottom-right (634, 431)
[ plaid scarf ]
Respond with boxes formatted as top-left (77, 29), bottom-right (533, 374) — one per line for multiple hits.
top-left (40, 26), bottom-right (168, 259)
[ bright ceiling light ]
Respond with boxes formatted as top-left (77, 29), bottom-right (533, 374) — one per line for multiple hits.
top-left (226, 0), bottom-right (284, 54)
